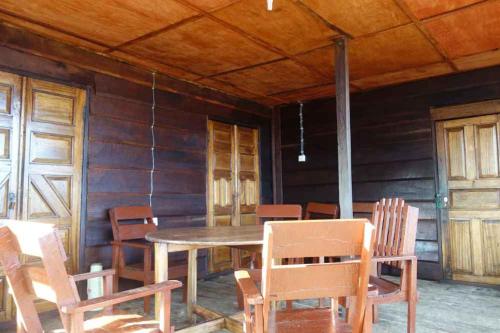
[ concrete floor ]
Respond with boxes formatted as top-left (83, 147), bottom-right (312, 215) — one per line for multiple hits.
top-left (2, 273), bottom-right (500, 332)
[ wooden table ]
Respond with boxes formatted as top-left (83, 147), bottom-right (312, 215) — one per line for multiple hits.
top-left (146, 225), bottom-right (263, 333)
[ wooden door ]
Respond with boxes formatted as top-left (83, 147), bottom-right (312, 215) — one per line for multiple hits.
top-left (207, 121), bottom-right (260, 272)
top-left (436, 114), bottom-right (500, 284)
top-left (20, 78), bottom-right (85, 275)
top-left (0, 71), bottom-right (22, 321)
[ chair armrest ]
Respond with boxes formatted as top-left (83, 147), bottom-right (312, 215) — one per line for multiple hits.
top-left (71, 269), bottom-right (115, 282)
top-left (371, 255), bottom-right (417, 263)
top-left (111, 240), bottom-right (151, 250)
top-left (235, 270), bottom-right (263, 305)
top-left (61, 280), bottom-right (182, 314)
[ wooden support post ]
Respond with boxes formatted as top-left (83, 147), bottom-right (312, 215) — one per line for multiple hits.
top-left (335, 36), bottom-right (353, 218)
top-left (272, 107), bottom-right (283, 204)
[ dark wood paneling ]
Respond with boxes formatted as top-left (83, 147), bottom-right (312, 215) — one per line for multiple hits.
top-left (280, 64), bottom-right (500, 280)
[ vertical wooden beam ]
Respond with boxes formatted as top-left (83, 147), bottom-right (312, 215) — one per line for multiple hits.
top-left (335, 36), bottom-right (353, 218)
top-left (272, 107), bottom-right (283, 204)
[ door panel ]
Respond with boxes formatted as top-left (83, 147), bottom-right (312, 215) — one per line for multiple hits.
top-left (207, 121), bottom-right (260, 272)
top-left (21, 78), bottom-right (85, 274)
top-left (439, 114), bottom-right (500, 284)
top-left (208, 121), bottom-right (235, 272)
top-left (0, 71), bottom-right (21, 322)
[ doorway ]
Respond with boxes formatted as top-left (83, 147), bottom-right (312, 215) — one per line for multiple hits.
top-left (206, 120), bottom-right (260, 272)
top-left (0, 71), bottom-right (85, 320)
top-left (436, 112), bottom-right (500, 284)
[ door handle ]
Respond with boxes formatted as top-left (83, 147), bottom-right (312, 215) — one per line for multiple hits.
top-left (435, 193), bottom-right (448, 209)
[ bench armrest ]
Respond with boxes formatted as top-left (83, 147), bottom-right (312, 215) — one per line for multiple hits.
top-left (61, 280), bottom-right (182, 314)
top-left (71, 269), bottom-right (115, 282)
top-left (371, 255), bottom-right (417, 263)
top-left (111, 240), bottom-right (151, 250)
top-left (235, 270), bottom-right (263, 305)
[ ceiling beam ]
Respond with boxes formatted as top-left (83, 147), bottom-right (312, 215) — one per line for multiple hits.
top-left (0, 22), bottom-right (270, 117)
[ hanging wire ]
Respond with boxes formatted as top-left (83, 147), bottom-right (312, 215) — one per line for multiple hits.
top-left (299, 102), bottom-right (305, 159)
top-left (149, 72), bottom-right (156, 207)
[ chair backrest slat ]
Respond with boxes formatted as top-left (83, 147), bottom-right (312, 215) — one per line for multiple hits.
top-left (304, 202), bottom-right (338, 219)
top-left (109, 206), bottom-right (157, 241)
top-left (361, 198), bottom-right (419, 268)
top-left (0, 224), bottom-right (43, 332)
top-left (0, 221), bottom-right (80, 332)
top-left (261, 219), bottom-right (374, 333)
top-left (255, 204), bottom-right (302, 225)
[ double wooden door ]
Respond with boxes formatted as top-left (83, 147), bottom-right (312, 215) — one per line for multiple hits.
top-left (0, 71), bottom-right (85, 320)
top-left (437, 113), bottom-right (500, 284)
top-left (207, 121), bottom-right (260, 272)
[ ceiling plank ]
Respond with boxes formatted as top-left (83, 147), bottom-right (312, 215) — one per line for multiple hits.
top-left (212, 0), bottom-right (337, 55)
top-left (400, 0), bottom-right (486, 20)
top-left (422, 0), bottom-right (500, 59)
top-left (0, 22), bottom-right (270, 116)
top-left (0, 0), bottom-right (198, 47)
top-left (301, 0), bottom-right (410, 37)
top-left (394, 0), bottom-right (459, 71)
top-left (169, 0), bottom-right (337, 81)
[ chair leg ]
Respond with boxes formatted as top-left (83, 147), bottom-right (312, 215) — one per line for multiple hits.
top-left (408, 298), bottom-right (416, 333)
top-left (373, 304), bottom-right (379, 323)
top-left (182, 277), bottom-right (188, 303)
top-left (363, 301), bottom-right (373, 333)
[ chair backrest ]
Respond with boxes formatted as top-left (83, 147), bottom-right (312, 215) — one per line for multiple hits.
top-left (109, 206), bottom-right (157, 241)
top-left (261, 219), bottom-right (374, 333)
top-left (0, 220), bottom-right (79, 332)
top-left (353, 202), bottom-right (377, 220)
top-left (371, 198), bottom-right (419, 267)
top-left (255, 204), bottom-right (302, 225)
top-left (304, 202), bottom-right (338, 219)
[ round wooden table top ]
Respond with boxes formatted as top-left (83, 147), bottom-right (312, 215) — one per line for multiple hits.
top-left (146, 225), bottom-right (264, 246)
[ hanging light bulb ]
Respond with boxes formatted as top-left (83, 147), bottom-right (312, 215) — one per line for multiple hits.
top-left (298, 102), bottom-right (306, 163)
top-left (267, 0), bottom-right (273, 11)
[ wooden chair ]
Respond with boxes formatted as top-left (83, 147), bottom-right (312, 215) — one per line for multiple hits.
top-left (304, 202), bottom-right (338, 219)
top-left (235, 219), bottom-right (375, 333)
top-left (0, 220), bottom-right (181, 333)
top-left (350, 198), bottom-right (419, 333)
top-left (109, 206), bottom-right (187, 313)
top-left (235, 204), bottom-right (302, 309)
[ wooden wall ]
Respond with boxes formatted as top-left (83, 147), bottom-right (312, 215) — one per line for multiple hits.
top-left (0, 45), bottom-right (272, 274)
top-left (85, 75), bottom-right (273, 272)
top-left (280, 65), bottom-right (500, 280)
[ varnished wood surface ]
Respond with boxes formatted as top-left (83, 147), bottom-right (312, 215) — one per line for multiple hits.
top-left (1, 0), bottom-right (500, 104)
top-left (146, 225), bottom-right (263, 247)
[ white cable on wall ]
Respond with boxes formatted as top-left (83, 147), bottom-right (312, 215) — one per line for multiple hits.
top-left (149, 72), bottom-right (156, 207)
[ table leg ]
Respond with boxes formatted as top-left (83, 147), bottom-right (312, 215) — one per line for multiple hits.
top-left (187, 248), bottom-right (198, 323)
top-left (154, 243), bottom-right (169, 320)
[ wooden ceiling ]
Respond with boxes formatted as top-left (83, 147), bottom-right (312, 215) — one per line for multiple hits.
top-left (1, 0), bottom-right (499, 106)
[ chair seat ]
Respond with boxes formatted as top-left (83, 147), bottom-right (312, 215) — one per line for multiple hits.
top-left (268, 308), bottom-right (352, 333)
top-left (84, 310), bottom-right (161, 333)
top-left (369, 276), bottom-right (400, 297)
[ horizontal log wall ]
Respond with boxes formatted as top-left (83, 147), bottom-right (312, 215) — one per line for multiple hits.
top-left (280, 65), bottom-right (500, 280)
top-left (0, 45), bottom-right (272, 274)
top-left (86, 75), bottom-right (273, 272)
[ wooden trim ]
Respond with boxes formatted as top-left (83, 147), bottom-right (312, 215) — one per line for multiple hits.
top-left (434, 120), bottom-right (452, 279)
top-left (431, 100), bottom-right (500, 121)
top-left (334, 36), bottom-right (353, 218)
top-left (78, 87), bottom-right (90, 275)
top-left (0, 22), bottom-right (270, 117)
top-left (272, 107), bottom-right (283, 204)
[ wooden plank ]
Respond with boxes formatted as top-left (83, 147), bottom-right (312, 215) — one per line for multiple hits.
top-left (0, 22), bottom-right (270, 116)
top-left (335, 36), bottom-right (353, 218)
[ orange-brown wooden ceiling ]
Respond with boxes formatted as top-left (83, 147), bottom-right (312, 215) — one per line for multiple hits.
top-left (1, 0), bottom-right (499, 106)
